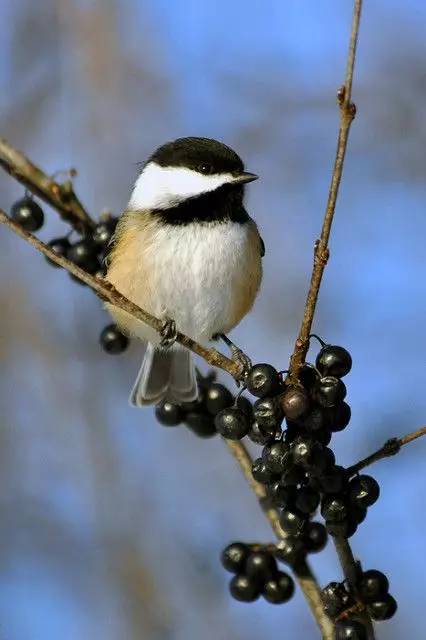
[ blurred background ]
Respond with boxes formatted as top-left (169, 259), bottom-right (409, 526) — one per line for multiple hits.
top-left (1, 1), bottom-right (426, 638)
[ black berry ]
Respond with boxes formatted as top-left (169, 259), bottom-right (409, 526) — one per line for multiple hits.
top-left (294, 487), bottom-right (320, 515)
top-left (325, 402), bottom-right (352, 432)
top-left (321, 495), bottom-right (348, 522)
top-left (316, 344), bottom-right (352, 378)
top-left (326, 518), bottom-right (358, 539)
top-left (262, 441), bottom-right (289, 473)
top-left (46, 237), bottom-right (71, 267)
top-left (185, 412), bottom-right (216, 438)
top-left (253, 397), bottom-right (283, 429)
top-left (221, 542), bottom-right (250, 574)
top-left (279, 507), bottom-right (307, 534)
top-left (322, 581), bottom-right (353, 617)
top-left (92, 218), bottom-right (117, 247)
top-left (252, 458), bottom-right (277, 485)
top-left (100, 324), bottom-right (129, 354)
top-left (304, 522), bottom-right (328, 553)
top-left (334, 620), bottom-right (367, 640)
top-left (246, 364), bottom-right (280, 398)
top-left (205, 383), bottom-right (233, 415)
top-left (299, 363), bottom-right (320, 391)
top-left (67, 237), bottom-right (100, 273)
top-left (229, 574), bottom-right (260, 602)
top-left (262, 571), bottom-right (295, 604)
top-left (248, 421), bottom-right (276, 445)
top-left (282, 388), bottom-right (310, 420)
top-left (275, 537), bottom-right (306, 566)
top-left (246, 550), bottom-right (277, 583)
top-left (349, 475), bottom-right (380, 508)
top-left (155, 401), bottom-right (183, 426)
top-left (267, 482), bottom-right (293, 508)
top-left (367, 594), bottom-right (397, 620)
top-left (215, 407), bottom-right (249, 440)
top-left (11, 196), bottom-right (44, 231)
top-left (358, 570), bottom-right (389, 602)
top-left (314, 376), bottom-right (347, 408)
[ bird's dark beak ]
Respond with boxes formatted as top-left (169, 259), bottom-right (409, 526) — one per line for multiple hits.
top-left (233, 171), bottom-right (259, 184)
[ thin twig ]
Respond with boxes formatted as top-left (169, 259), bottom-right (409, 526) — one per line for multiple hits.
top-left (288, 0), bottom-right (362, 382)
top-left (0, 137), bottom-right (95, 233)
top-left (0, 208), bottom-right (242, 378)
top-left (226, 440), bottom-right (334, 639)
top-left (347, 426), bottom-right (426, 476)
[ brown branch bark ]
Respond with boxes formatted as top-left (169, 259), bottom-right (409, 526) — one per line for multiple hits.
top-left (0, 208), bottom-right (242, 378)
top-left (0, 137), bottom-right (95, 233)
top-left (226, 440), bottom-right (334, 639)
top-left (347, 426), bottom-right (426, 476)
top-left (288, 0), bottom-right (362, 382)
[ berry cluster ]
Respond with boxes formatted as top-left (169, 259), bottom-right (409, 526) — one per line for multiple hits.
top-left (221, 543), bottom-right (294, 604)
top-left (10, 195), bottom-right (129, 356)
top-left (323, 569), bottom-right (397, 638)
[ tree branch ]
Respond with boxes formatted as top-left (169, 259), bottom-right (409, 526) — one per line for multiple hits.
top-left (226, 440), bottom-right (334, 639)
top-left (288, 0), bottom-right (362, 381)
top-left (0, 208), bottom-right (242, 378)
top-left (0, 137), bottom-right (95, 233)
top-left (347, 426), bottom-right (426, 476)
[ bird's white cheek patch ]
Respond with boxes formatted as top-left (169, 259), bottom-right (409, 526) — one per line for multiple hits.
top-left (129, 162), bottom-right (234, 210)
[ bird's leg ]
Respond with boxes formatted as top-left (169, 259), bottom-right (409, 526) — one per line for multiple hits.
top-left (160, 317), bottom-right (177, 347)
top-left (215, 334), bottom-right (252, 379)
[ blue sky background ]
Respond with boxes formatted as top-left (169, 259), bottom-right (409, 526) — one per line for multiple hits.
top-left (1, 1), bottom-right (426, 639)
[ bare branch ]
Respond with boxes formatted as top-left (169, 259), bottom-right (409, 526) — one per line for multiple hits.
top-left (0, 208), bottom-right (242, 379)
top-left (347, 426), bottom-right (426, 476)
top-left (0, 137), bottom-right (95, 233)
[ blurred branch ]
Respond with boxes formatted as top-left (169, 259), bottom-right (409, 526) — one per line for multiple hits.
top-left (347, 426), bottom-right (426, 475)
top-left (0, 137), bottom-right (95, 233)
top-left (0, 208), bottom-right (242, 378)
top-left (227, 440), bottom-right (334, 639)
top-left (288, 0), bottom-right (362, 381)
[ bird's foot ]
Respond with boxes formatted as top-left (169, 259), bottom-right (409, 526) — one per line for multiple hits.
top-left (160, 317), bottom-right (177, 348)
top-left (217, 334), bottom-right (252, 382)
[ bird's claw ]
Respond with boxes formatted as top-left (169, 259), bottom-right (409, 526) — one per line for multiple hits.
top-left (231, 346), bottom-right (252, 382)
top-left (160, 317), bottom-right (177, 347)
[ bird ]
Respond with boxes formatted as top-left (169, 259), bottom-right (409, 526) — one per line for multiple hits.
top-left (105, 136), bottom-right (264, 406)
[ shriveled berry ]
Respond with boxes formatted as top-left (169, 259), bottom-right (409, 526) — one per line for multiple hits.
top-left (262, 441), bottom-right (289, 473)
top-left (282, 388), bottom-right (310, 420)
top-left (262, 571), bottom-right (295, 604)
top-left (253, 397), bottom-right (283, 429)
top-left (367, 594), bottom-right (397, 620)
top-left (100, 324), bottom-right (129, 354)
top-left (294, 487), bottom-right (320, 514)
top-left (185, 412), bottom-right (216, 438)
top-left (304, 522), bottom-right (328, 553)
top-left (279, 508), bottom-right (307, 534)
top-left (205, 383), bottom-right (233, 415)
top-left (314, 376), bottom-right (347, 408)
top-left (46, 237), bottom-right (71, 267)
top-left (155, 401), bottom-right (183, 426)
top-left (334, 620), bottom-right (367, 640)
top-left (275, 537), bottom-right (305, 566)
top-left (349, 475), bottom-right (380, 508)
top-left (229, 574), bottom-right (260, 602)
top-left (215, 407), bottom-right (249, 440)
top-left (358, 570), bottom-right (389, 602)
top-left (246, 364), bottom-right (280, 398)
top-left (11, 196), bottom-right (44, 231)
top-left (221, 542), bottom-right (250, 573)
top-left (322, 582), bottom-right (350, 617)
top-left (316, 344), bottom-right (352, 378)
top-left (246, 551), bottom-right (277, 583)
top-left (321, 495), bottom-right (348, 522)
top-left (325, 402), bottom-right (351, 432)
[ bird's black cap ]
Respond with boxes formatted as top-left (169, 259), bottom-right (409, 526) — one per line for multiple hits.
top-left (150, 136), bottom-right (245, 176)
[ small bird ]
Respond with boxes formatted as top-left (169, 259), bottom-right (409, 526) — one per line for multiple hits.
top-left (105, 137), bottom-right (263, 406)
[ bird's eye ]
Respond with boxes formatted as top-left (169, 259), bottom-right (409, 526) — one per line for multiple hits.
top-left (198, 163), bottom-right (213, 174)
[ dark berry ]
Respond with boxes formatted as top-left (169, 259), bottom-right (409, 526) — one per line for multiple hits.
top-left (253, 397), bottom-right (283, 429)
top-left (294, 487), bottom-right (320, 514)
top-left (303, 406), bottom-right (326, 433)
top-left (92, 219), bottom-right (117, 247)
top-left (352, 506), bottom-right (367, 524)
top-left (185, 412), bottom-right (216, 438)
top-left (349, 475), bottom-right (380, 508)
top-left (221, 542), bottom-right (250, 574)
top-left (100, 324), bottom-right (129, 354)
top-left (215, 407), bottom-right (249, 440)
top-left (319, 466), bottom-right (348, 494)
top-left (246, 364), bottom-right (280, 398)
top-left (367, 594), bottom-right (397, 620)
top-left (313, 428), bottom-right (332, 446)
top-left (314, 376), bottom-right (347, 408)
top-left (248, 421), bottom-right (276, 445)
top-left (310, 446), bottom-right (335, 473)
top-left (229, 574), bottom-right (260, 602)
top-left (304, 522), bottom-right (328, 553)
top-left (267, 482), bottom-right (293, 508)
top-left (326, 518), bottom-right (358, 538)
top-left (279, 507), bottom-right (307, 534)
top-left (316, 345), bottom-right (352, 378)
top-left (236, 395), bottom-right (253, 417)
top-left (291, 437), bottom-right (318, 467)
top-left (67, 237), bottom-right (100, 273)
top-left (358, 570), bottom-right (389, 602)
top-left (262, 571), bottom-right (295, 604)
top-left (246, 551), bottom-right (277, 583)
top-left (322, 582), bottom-right (350, 617)
top-left (299, 363), bottom-right (320, 391)
top-left (205, 383), bottom-right (233, 415)
top-left (321, 495), bottom-right (348, 522)
top-left (325, 402), bottom-right (351, 432)
top-left (155, 401), bottom-right (183, 426)
top-left (275, 537), bottom-right (306, 566)
top-left (252, 458), bottom-right (277, 484)
top-left (334, 620), bottom-right (367, 640)
top-left (262, 441), bottom-right (289, 473)
top-left (11, 196), bottom-right (44, 231)
top-left (282, 388), bottom-right (310, 420)
top-left (46, 237), bottom-right (71, 267)
top-left (281, 464), bottom-right (307, 487)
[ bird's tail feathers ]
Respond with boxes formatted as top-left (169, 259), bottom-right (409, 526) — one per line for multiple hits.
top-left (130, 343), bottom-right (198, 407)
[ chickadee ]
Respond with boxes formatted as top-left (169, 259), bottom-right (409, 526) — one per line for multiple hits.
top-left (105, 137), bottom-right (264, 406)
